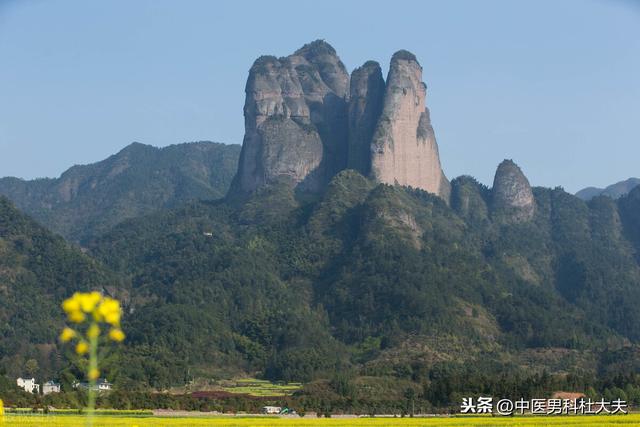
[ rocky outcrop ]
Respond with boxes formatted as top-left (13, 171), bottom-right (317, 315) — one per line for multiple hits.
top-left (491, 159), bottom-right (535, 222)
top-left (370, 51), bottom-right (450, 200)
top-left (232, 40), bottom-right (350, 194)
top-left (348, 61), bottom-right (385, 176)
top-left (231, 42), bottom-right (450, 201)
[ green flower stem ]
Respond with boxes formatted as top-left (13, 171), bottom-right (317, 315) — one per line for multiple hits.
top-left (87, 321), bottom-right (98, 427)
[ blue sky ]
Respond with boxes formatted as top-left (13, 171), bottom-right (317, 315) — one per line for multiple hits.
top-left (0, 0), bottom-right (638, 192)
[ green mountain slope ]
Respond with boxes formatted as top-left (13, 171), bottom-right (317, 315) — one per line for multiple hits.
top-left (0, 141), bottom-right (240, 243)
top-left (0, 196), bottom-right (121, 380)
top-left (87, 170), bottom-right (640, 387)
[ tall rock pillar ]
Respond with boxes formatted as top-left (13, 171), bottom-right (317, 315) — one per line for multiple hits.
top-left (370, 50), bottom-right (450, 200)
top-left (491, 159), bottom-right (535, 222)
top-left (231, 40), bottom-right (350, 194)
top-left (348, 61), bottom-right (385, 176)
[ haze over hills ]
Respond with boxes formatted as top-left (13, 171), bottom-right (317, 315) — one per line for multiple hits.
top-left (576, 177), bottom-right (640, 201)
top-left (2, 40), bottom-right (640, 406)
top-left (0, 141), bottom-right (240, 243)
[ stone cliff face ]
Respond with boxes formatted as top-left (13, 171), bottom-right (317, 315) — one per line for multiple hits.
top-left (348, 61), bottom-right (385, 176)
top-left (232, 40), bottom-right (349, 193)
top-left (231, 42), bottom-right (449, 201)
top-left (370, 51), bottom-right (450, 200)
top-left (491, 159), bottom-right (535, 222)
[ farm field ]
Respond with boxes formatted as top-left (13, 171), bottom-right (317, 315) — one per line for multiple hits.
top-left (220, 378), bottom-right (302, 397)
top-left (170, 378), bottom-right (302, 397)
top-left (0, 414), bottom-right (638, 426)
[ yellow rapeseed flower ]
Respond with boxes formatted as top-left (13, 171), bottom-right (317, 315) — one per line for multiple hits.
top-left (105, 312), bottom-right (120, 326)
top-left (98, 297), bottom-right (116, 315)
top-left (60, 291), bottom-right (125, 408)
top-left (60, 327), bottom-right (76, 342)
top-left (88, 368), bottom-right (100, 380)
top-left (62, 295), bottom-right (80, 313)
top-left (87, 324), bottom-right (100, 339)
top-left (68, 310), bottom-right (85, 324)
top-left (79, 291), bottom-right (101, 313)
top-left (108, 328), bottom-right (125, 342)
top-left (76, 341), bottom-right (89, 355)
top-left (98, 298), bottom-right (121, 326)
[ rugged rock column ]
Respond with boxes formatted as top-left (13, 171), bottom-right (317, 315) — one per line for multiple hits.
top-left (231, 40), bottom-right (350, 195)
top-left (491, 159), bottom-right (535, 222)
top-left (348, 61), bottom-right (385, 176)
top-left (370, 50), bottom-right (450, 200)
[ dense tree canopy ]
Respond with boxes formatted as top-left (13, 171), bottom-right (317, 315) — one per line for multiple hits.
top-left (3, 173), bottom-right (640, 404)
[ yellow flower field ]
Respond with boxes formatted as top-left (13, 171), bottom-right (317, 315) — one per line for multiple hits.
top-left (1, 414), bottom-right (639, 427)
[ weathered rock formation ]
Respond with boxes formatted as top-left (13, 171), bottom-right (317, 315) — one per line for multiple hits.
top-left (370, 51), bottom-right (450, 200)
top-left (232, 40), bottom-right (349, 194)
top-left (348, 61), bottom-right (385, 176)
top-left (231, 42), bottom-right (450, 201)
top-left (491, 159), bottom-right (535, 222)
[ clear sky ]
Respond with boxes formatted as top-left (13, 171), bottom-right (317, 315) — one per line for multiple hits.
top-left (1, 0), bottom-right (638, 192)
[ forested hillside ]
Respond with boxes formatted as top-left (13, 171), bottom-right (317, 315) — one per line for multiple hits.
top-left (0, 142), bottom-right (240, 243)
top-left (5, 38), bottom-right (638, 398)
top-left (0, 197), bottom-right (122, 382)
top-left (85, 171), bottom-right (640, 392)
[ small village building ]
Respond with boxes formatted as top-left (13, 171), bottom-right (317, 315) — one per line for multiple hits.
top-left (97, 378), bottom-right (112, 391)
top-left (16, 377), bottom-right (40, 394)
top-left (73, 378), bottom-right (113, 392)
top-left (43, 381), bottom-right (61, 395)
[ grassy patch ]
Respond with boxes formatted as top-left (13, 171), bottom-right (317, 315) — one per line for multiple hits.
top-left (220, 378), bottom-right (302, 397)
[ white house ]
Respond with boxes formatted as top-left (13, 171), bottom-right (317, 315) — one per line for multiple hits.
top-left (73, 378), bottom-right (112, 392)
top-left (97, 378), bottom-right (112, 391)
top-left (16, 377), bottom-right (40, 394)
top-left (43, 381), bottom-right (61, 395)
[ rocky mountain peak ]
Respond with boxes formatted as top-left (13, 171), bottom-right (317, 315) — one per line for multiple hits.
top-left (391, 49), bottom-right (419, 64)
top-left (370, 50), bottom-right (450, 201)
top-left (230, 43), bottom-right (450, 202)
top-left (293, 39), bottom-right (349, 98)
top-left (294, 39), bottom-right (338, 57)
top-left (348, 61), bottom-right (385, 175)
top-left (232, 40), bottom-right (350, 194)
top-left (491, 159), bottom-right (535, 222)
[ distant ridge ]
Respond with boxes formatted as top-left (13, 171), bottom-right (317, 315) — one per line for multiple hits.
top-left (576, 177), bottom-right (640, 201)
top-left (0, 141), bottom-right (240, 242)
